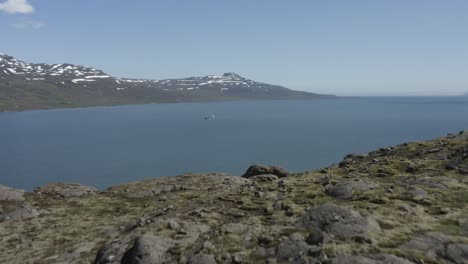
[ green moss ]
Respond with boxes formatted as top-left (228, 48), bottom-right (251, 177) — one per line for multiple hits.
top-left (378, 232), bottom-right (409, 248)
top-left (435, 219), bottom-right (462, 235)
top-left (443, 190), bottom-right (468, 206)
top-left (279, 227), bottom-right (304, 237)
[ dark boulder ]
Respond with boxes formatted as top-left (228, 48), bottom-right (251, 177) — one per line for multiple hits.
top-left (445, 159), bottom-right (459, 170)
top-left (339, 158), bottom-right (354, 168)
top-left (406, 164), bottom-right (418, 173)
top-left (275, 233), bottom-right (312, 262)
top-left (339, 153), bottom-right (368, 168)
top-left (123, 234), bottom-right (173, 264)
top-left (242, 164), bottom-right (289, 179)
top-left (459, 165), bottom-right (468, 175)
top-left (345, 153), bottom-right (369, 160)
top-left (249, 174), bottom-right (279, 182)
top-left (305, 226), bottom-right (324, 245)
top-left (94, 235), bottom-right (136, 264)
top-left (376, 168), bottom-right (393, 177)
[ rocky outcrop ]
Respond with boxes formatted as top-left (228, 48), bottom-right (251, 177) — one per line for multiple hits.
top-left (187, 254), bottom-right (216, 264)
top-left (0, 203), bottom-right (40, 221)
top-left (249, 174), bottom-right (280, 182)
top-left (242, 164), bottom-right (289, 178)
top-left (34, 183), bottom-right (97, 197)
top-left (339, 153), bottom-right (369, 168)
top-left (275, 233), bottom-right (313, 262)
top-left (0, 185), bottom-right (25, 202)
top-left (94, 234), bottom-right (136, 264)
top-left (400, 232), bottom-right (468, 264)
top-left (1, 131), bottom-right (468, 263)
top-left (324, 180), bottom-right (379, 199)
top-left (123, 234), bottom-right (174, 264)
top-left (331, 254), bottom-right (415, 264)
top-left (125, 184), bottom-right (181, 199)
top-left (402, 176), bottom-right (460, 189)
top-left (297, 203), bottom-right (381, 242)
top-left (94, 219), bottom-right (211, 264)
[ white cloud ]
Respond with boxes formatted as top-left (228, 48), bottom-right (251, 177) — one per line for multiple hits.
top-left (0, 0), bottom-right (34, 14)
top-left (11, 20), bottom-right (44, 29)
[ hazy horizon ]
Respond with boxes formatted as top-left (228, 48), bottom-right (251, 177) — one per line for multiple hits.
top-left (1, 0), bottom-right (467, 96)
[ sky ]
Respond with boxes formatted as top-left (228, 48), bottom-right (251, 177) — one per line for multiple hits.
top-left (1, 0), bottom-right (468, 96)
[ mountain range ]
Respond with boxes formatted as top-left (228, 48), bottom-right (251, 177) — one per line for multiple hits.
top-left (0, 53), bottom-right (334, 111)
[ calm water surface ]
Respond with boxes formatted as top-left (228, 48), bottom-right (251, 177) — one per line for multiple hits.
top-left (2, 97), bottom-right (468, 190)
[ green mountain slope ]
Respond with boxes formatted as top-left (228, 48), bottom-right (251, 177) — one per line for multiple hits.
top-left (0, 54), bottom-right (334, 111)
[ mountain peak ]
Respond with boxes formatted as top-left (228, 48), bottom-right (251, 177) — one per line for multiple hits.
top-left (222, 72), bottom-right (242, 78)
top-left (0, 53), bottom-right (332, 111)
top-left (0, 53), bottom-right (15, 61)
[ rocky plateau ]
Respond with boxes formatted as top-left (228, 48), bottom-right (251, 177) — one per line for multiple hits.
top-left (1, 130), bottom-right (468, 263)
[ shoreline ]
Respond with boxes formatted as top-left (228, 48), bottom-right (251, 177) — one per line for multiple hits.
top-left (1, 130), bottom-right (467, 263)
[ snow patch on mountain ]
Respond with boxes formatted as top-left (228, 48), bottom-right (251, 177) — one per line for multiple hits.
top-left (0, 53), bottom-right (325, 102)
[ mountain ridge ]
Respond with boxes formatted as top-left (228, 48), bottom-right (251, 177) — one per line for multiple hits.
top-left (0, 53), bottom-right (334, 111)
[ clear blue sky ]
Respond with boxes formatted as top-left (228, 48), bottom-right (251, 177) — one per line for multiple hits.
top-left (1, 0), bottom-right (467, 96)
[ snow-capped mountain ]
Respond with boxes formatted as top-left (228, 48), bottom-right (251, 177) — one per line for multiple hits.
top-left (0, 53), bottom-right (333, 111)
top-left (0, 53), bottom-right (106, 77)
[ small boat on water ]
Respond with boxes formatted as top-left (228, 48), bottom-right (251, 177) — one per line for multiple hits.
top-left (204, 114), bottom-right (215, 120)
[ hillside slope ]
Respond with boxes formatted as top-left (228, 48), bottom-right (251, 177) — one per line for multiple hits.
top-left (0, 54), bottom-right (333, 111)
top-left (1, 130), bottom-right (467, 263)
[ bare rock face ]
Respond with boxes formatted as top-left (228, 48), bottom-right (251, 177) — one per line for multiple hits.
top-left (242, 164), bottom-right (289, 179)
top-left (402, 176), bottom-right (460, 189)
top-left (275, 233), bottom-right (313, 262)
top-left (0, 185), bottom-right (25, 202)
top-left (296, 203), bottom-right (381, 242)
top-left (94, 234), bottom-right (137, 264)
top-left (94, 221), bottom-right (212, 264)
top-left (187, 254), bottom-right (217, 264)
top-left (331, 254), bottom-right (415, 264)
top-left (324, 180), bottom-right (379, 199)
top-left (403, 186), bottom-right (428, 199)
top-left (35, 183), bottom-right (97, 197)
top-left (0, 203), bottom-right (40, 221)
top-left (400, 232), bottom-right (468, 264)
top-left (123, 235), bottom-right (174, 264)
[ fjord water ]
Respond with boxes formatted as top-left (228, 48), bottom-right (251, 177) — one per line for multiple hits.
top-left (2, 97), bottom-right (468, 190)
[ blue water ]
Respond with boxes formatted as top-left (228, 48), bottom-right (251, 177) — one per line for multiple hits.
top-left (1, 97), bottom-right (468, 190)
